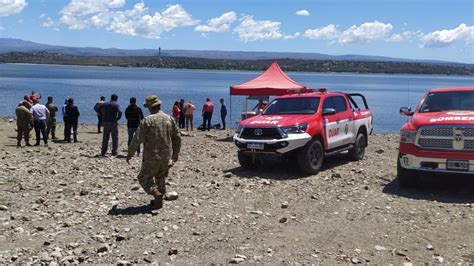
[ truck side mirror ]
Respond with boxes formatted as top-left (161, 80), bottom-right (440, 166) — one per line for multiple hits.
top-left (323, 108), bottom-right (336, 116)
top-left (400, 107), bottom-right (414, 116)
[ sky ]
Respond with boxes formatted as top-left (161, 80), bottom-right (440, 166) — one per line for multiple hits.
top-left (0, 0), bottom-right (473, 63)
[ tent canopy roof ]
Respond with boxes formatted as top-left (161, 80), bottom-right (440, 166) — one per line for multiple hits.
top-left (230, 61), bottom-right (306, 96)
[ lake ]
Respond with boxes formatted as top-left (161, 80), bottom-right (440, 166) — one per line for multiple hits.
top-left (0, 63), bottom-right (472, 133)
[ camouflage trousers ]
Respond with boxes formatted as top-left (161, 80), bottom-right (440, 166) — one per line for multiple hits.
top-left (137, 159), bottom-right (169, 196)
top-left (17, 125), bottom-right (30, 143)
top-left (47, 118), bottom-right (56, 138)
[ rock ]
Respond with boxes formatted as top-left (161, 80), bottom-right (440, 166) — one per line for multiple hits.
top-left (426, 244), bottom-right (434, 250)
top-left (155, 232), bottom-right (164, 238)
top-left (164, 191), bottom-right (178, 201)
top-left (374, 245), bottom-right (386, 251)
top-left (433, 255), bottom-right (444, 263)
top-left (60, 256), bottom-right (74, 264)
top-left (116, 235), bottom-right (126, 241)
top-left (0, 205), bottom-right (8, 211)
top-left (36, 226), bottom-right (45, 231)
top-left (117, 259), bottom-right (131, 266)
top-left (250, 210), bottom-right (263, 215)
top-left (50, 250), bottom-right (62, 258)
top-left (279, 217), bottom-right (288, 223)
top-left (281, 201), bottom-right (289, 209)
top-left (13, 227), bottom-right (24, 234)
top-left (351, 257), bottom-right (361, 264)
top-left (331, 173), bottom-right (342, 179)
top-left (97, 244), bottom-right (108, 253)
top-left (262, 180), bottom-right (271, 185)
top-left (80, 190), bottom-right (89, 196)
top-left (224, 173), bottom-right (232, 178)
top-left (168, 248), bottom-right (178, 255)
top-left (375, 148), bottom-right (385, 154)
top-left (230, 254), bottom-right (247, 264)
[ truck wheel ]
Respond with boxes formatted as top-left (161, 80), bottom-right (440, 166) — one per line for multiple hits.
top-left (349, 133), bottom-right (366, 161)
top-left (297, 138), bottom-right (324, 175)
top-left (238, 151), bottom-right (254, 168)
top-left (397, 159), bottom-right (419, 188)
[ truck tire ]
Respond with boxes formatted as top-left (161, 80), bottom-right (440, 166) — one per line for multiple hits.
top-left (397, 159), bottom-right (419, 188)
top-left (238, 151), bottom-right (253, 168)
top-left (349, 133), bottom-right (366, 161)
top-left (297, 138), bottom-right (324, 175)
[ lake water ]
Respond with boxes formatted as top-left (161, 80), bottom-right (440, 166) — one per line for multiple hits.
top-left (0, 63), bottom-right (472, 133)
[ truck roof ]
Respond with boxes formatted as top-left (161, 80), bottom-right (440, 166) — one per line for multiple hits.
top-left (277, 91), bottom-right (345, 99)
top-left (429, 87), bottom-right (474, 93)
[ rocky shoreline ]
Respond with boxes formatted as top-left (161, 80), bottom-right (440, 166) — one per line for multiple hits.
top-left (0, 119), bottom-right (473, 264)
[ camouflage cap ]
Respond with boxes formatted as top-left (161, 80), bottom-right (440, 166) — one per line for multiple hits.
top-left (144, 95), bottom-right (162, 108)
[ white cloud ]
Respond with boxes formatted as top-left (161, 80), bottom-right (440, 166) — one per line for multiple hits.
top-left (0, 0), bottom-right (27, 16)
top-left (303, 21), bottom-right (394, 45)
top-left (195, 11), bottom-right (237, 33)
top-left (388, 31), bottom-right (419, 42)
top-left (284, 32), bottom-right (301, 40)
top-left (42, 17), bottom-right (55, 27)
top-left (0, 25), bottom-right (4, 31)
top-left (60, 0), bottom-right (125, 30)
top-left (303, 24), bottom-right (338, 40)
top-left (39, 13), bottom-right (46, 19)
top-left (295, 10), bottom-right (310, 16)
top-left (58, 1), bottom-right (198, 39)
top-left (234, 15), bottom-right (284, 42)
top-left (339, 21), bottom-right (393, 44)
top-left (420, 23), bottom-right (474, 47)
top-left (108, 4), bottom-right (198, 39)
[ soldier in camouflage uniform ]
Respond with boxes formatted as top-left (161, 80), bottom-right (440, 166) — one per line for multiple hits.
top-left (126, 95), bottom-right (181, 209)
top-left (46, 96), bottom-right (59, 140)
top-left (15, 101), bottom-right (33, 147)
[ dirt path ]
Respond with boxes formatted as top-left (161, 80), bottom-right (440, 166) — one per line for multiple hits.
top-left (0, 119), bottom-right (472, 264)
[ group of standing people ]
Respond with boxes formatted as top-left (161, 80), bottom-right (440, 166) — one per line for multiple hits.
top-left (171, 97), bottom-right (228, 131)
top-left (15, 92), bottom-right (79, 147)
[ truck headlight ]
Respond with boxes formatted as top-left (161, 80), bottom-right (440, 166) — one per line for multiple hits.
top-left (400, 130), bottom-right (417, 144)
top-left (235, 124), bottom-right (243, 134)
top-left (282, 123), bottom-right (308, 134)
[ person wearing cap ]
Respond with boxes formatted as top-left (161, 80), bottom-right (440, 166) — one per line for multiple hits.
top-left (29, 98), bottom-right (50, 146)
top-left (45, 96), bottom-right (59, 140)
top-left (94, 96), bottom-right (106, 133)
top-left (15, 101), bottom-right (33, 147)
top-left (127, 95), bottom-right (181, 209)
top-left (125, 97), bottom-right (144, 154)
top-left (101, 94), bottom-right (122, 156)
top-left (64, 98), bottom-right (80, 143)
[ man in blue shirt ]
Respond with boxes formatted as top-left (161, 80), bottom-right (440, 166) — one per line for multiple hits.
top-left (101, 94), bottom-right (122, 156)
top-left (220, 98), bottom-right (227, 130)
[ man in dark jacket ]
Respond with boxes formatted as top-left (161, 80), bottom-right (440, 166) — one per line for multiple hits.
top-left (219, 98), bottom-right (227, 130)
top-left (101, 94), bottom-right (122, 156)
top-left (125, 97), bottom-right (144, 155)
top-left (64, 98), bottom-right (80, 143)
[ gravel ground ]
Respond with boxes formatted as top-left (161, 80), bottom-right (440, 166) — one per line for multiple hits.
top-left (0, 118), bottom-right (473, 264)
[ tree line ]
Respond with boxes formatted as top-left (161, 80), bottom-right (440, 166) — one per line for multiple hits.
top-left (1, 51), bottom-right (472, 75)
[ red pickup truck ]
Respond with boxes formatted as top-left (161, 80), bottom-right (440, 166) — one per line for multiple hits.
top-left (233, 89), bottom-right (373, 174)
top-left (398, 87), bottom-right (474, 187)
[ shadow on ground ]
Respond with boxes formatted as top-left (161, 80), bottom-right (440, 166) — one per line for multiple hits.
top-left (108, 204), bottom-right (154, 216)
top-left (383, 173), bottom-right (474, 204)
top-left (227, 153), bottom-right (353, 180)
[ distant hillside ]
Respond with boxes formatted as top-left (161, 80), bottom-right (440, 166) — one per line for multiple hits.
top-left (1, 51), bottom-right (472, 75)
top-left (0, 38), bottom-right (469, 67)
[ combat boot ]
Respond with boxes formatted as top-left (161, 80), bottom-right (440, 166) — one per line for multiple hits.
top-left (149, 188), bottom-right (163, 209)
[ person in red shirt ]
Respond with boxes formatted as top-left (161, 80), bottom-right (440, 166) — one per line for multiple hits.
top-left (172, 101), bottom-right (181, 123)
top-left (202, 98), bottom-right (214, 131)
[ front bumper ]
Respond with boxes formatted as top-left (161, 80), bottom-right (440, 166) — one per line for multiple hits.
top-left (233, 133), bottom-right (312, 154)
top-left (399, 143), bottom-right (474, 174)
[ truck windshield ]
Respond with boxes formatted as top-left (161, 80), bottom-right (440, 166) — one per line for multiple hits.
top-left (263, 97), bottom-right (320, 115)
top-left (419, 91), bottom-right (474, 113)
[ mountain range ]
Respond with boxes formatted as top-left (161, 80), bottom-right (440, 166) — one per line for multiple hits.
top-left (0, 38), bottom-right (467, 66)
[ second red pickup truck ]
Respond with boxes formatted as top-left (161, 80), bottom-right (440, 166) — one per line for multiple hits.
top-left (233, 89), bottom-right (373, 174)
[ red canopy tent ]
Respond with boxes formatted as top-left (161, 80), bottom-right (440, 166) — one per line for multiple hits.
top-left (228, 61), bottom-right (308, 130)
top-left (230, 61), bottom-right (307, 96)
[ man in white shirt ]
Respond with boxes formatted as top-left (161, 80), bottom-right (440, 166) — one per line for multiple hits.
top-left (30, 99), bottom-right (50, 146)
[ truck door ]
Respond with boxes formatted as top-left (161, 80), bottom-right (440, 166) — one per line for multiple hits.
top-left (323, 96), bottom-right (353, 149)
